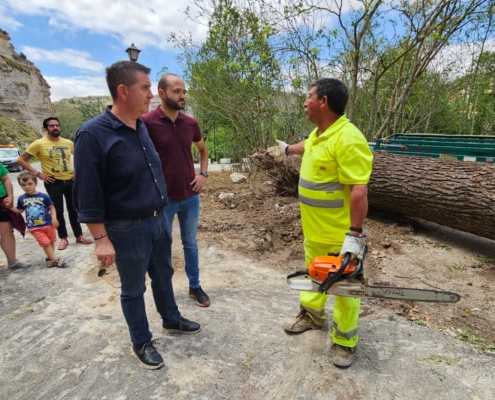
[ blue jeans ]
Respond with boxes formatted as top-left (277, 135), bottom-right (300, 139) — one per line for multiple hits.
top-left (45, 179), bottom-right (82, 239)
top-left (106, 212), bottom-right (181, 345)
top-left (164, 195), bottom-right (200, 289)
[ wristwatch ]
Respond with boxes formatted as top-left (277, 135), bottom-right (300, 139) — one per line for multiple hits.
top-left (199, 171), bottom-right (208, 177)
top-left (350, 226), bottom-right (363, 234)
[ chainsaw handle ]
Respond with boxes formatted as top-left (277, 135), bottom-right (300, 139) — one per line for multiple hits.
top-left (286, 270), bottom-right (309, 280)
top-left (318, 253), bottom-right (352, 293)
top-left (346, 244), bottom-right (368, 279)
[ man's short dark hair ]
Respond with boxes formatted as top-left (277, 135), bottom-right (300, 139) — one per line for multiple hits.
top-left (106, 61), bottom-right (151, 100)
top-left (312, 78), bottom-right (348, 116)
top-left (157, 73), bottom-right (181, 92)
top-left (43, 117), bottom-right (60, 128)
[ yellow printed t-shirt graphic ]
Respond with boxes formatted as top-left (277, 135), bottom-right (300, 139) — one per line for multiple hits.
top-left (26, 136), bottom-right (74, 180)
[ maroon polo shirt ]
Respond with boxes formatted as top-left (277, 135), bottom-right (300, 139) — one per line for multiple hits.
top-left (142, 106), bottom-right (202, 200)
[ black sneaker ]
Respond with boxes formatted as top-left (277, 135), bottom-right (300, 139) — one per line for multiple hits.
top-left (162, 317), bottom-right (201, 334)
top-left (189, 286), bottom-right (211, 307)
top-left (131, 340), bottom-right (164, 370)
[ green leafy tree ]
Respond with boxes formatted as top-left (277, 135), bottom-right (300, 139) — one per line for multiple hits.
top-left (58, 114), bottom-right (84, 141)
top-left (204, 126), bottom-right (235, 162)
top-left (171, 0), bottom-right (494, 143)
top-left (78, 99), bottom-right (106, 122)
top-left (449, 51), bottom-right (495, 135)
top-left (172, 0), bottom-right (284, 160)
top-left (276, 0), bottom-right (492, 137)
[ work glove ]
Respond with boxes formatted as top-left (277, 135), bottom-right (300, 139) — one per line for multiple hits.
top-left (275, 139), bottom-right (289, 156)
top-left (340, 233), bottom-right (367, 260)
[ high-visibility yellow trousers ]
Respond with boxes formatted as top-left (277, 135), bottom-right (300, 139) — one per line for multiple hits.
top-left (300, 238), bottom-right (360, 348)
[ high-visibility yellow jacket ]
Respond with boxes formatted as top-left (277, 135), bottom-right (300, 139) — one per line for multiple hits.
top-left (299, 114), bottom-right (373, 244)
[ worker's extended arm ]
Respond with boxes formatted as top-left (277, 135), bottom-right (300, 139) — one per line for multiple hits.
top-left (275, 139), bottom-right (305, 156)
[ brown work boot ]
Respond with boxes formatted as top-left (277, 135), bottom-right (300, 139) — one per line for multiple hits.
top-left (331, 344), bottom-right (355, 367)
top-left (283, 308), bottom-right (324, 333)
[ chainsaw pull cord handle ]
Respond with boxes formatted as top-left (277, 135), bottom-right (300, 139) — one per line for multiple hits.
top-left (318, 253), bottom-right (352, 293)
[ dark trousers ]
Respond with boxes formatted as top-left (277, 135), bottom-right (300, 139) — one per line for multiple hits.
top-left (44, 179), bottom-right (82, 239)
top-left (106, 212), bottom-right (181, 345)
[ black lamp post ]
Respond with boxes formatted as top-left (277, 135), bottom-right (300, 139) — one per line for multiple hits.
top-left (125, 43), bottom-right (141, 62)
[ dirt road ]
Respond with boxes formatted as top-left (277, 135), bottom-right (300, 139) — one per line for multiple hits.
top-left (1, 171), bottom-right (494, 399)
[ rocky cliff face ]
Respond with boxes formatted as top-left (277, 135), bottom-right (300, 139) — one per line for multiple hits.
top-left (0, 29), bottom-right (53, 133)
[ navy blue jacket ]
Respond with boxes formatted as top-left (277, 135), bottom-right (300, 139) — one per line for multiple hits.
top-left (73, 107), bottom-right (168, 222)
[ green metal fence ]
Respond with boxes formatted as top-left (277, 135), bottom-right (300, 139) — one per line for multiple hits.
top-left (370, 133), bottom-right (495, 162)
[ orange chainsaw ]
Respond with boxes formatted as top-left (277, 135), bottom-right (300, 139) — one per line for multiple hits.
top-left (287, 246), bottom-right (460, 303)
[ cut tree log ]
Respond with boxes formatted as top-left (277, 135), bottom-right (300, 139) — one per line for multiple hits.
top-left (369, 152), bottom-right (495, 241)
top-left (251, 149), bottom-right (495, 241)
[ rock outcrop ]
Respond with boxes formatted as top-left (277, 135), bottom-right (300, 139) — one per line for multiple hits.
top-left (0, 29), bottom-right (53, 132)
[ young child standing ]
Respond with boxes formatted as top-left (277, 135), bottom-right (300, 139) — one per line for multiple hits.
top-left (7, 171), bottom-right (67, 268)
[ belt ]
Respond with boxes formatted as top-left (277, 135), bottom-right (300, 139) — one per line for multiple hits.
top-left (140, 206), bottom-right (164, 219)
top-left (109, 206), bottom-right (165, 220)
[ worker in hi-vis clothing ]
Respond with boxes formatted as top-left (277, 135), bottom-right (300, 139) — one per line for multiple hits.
top-left (276, 78), bottom-right (373, 367)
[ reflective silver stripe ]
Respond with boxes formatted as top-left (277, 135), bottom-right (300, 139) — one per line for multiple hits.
top-left (302, 305), bottom-right (325, 317)
top-left (332, 322), bottom-right (357, 339)
top-left (299, 194), bottom-right (344, 208)
top-left (299, 177), bottom-right (344, 192)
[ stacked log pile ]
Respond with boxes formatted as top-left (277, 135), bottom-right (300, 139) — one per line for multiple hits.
top-left (250, 149), bottom-right (495, 241)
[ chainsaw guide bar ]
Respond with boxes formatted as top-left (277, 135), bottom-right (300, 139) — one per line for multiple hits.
top-left (286, 246), bottom-right (461, 303)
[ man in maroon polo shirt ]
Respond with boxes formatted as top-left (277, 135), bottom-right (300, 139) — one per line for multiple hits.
top-left (142, 73), bottom-right (210, 307)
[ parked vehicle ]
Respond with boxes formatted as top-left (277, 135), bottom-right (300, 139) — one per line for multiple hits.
top-left (0, 144), bottom-right (23, 172)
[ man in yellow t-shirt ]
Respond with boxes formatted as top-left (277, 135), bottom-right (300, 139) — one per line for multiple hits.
top-left (276, 78), bottom-right (373, 367)
top-left (17, 117), bottom-right (92, 250)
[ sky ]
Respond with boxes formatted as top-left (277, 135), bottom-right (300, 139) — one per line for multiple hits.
top-left (0, 0), bottom-right (208, 101)
top-left (1, 1), bottom-right (492, 103)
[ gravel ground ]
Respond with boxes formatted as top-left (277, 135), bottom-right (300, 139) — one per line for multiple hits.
top-left (1, 169), bottom-right (494, 399)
